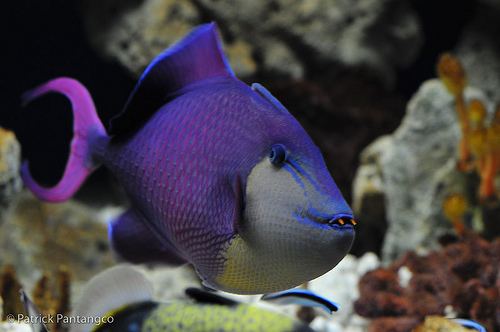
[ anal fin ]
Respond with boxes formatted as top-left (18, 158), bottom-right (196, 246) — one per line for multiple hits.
top-left (109, 209), bottom-right (186, 265)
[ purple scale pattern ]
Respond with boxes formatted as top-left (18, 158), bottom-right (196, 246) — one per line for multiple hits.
top-left (104, 78), bottom-right (271, 278)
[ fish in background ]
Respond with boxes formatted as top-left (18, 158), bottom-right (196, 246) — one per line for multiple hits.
top-left (261, 290), bottom-right (339, 314)
top-left (21, 23), bottom-right (356, 295)
top-left (20, 266), bottom-right (488, 332)
top-left (23, 265), bottom-right (315, 332)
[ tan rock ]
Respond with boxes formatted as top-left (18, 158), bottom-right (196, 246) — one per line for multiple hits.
top-left (0, 192), bottom-right (115, 298)
top-left (413, 316), bottom-right (474, 332)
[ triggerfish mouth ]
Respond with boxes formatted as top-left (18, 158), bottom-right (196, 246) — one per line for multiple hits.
top-left (21, 22), bottom-right (356, 294)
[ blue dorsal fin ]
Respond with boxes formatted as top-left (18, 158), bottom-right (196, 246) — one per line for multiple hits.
top-left (109, 22), bottom-right (235, 135)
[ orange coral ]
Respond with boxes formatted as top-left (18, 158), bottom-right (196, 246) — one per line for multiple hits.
top-left (467, 99), bottom-right (488, 172)
top-left (437, 53), bottom-right (470, 170)
top-left (442, 193), bottom-right (469, 236)
top-left (480, 106), bottom-right (500, 200)
top-left (437, 53), bottom-right (500, 203)
top-left (437, 53), bottom-right (467, 97)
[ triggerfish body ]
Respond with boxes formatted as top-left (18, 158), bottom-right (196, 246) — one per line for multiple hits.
top-left (21, 23), bottom-right (356, 294)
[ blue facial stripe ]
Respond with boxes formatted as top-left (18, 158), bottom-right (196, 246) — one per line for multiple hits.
top-left (285, 161), bottom-right (331, 229)
top-left (284, 159), bottom-right (352, 229)
top-left (307, 207), bottom-right (353, 221)
top-left (287, 159), bottom-right (323, 192)
top-left (306, 207), bottom-right (335, 220)
top-left (293, 212), bottom-right (330, 230)
top-left (283, 163), bottom-right (313, 221)
top-left (284, 159), bottom-right (321, 203)
top-left (283, 163), bottom-right (306, 192)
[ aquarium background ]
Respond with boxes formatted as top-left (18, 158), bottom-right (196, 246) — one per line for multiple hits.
top-left (0, 0), bottom-right (498, 331)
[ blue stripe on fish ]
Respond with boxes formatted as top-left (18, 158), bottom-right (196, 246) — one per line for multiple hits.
top-left (261, 289), bottom-right (340, 314)
top-left (452, 319), bottom-right (486, 332)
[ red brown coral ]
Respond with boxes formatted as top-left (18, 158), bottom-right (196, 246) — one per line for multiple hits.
top-left (369, 317), bottom-right (421, 332)
top-left (354, 232), bottom-right (500, 332)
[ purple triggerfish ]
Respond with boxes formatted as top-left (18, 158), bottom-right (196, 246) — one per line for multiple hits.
top-left (21, 23), bottom-right (356, 294)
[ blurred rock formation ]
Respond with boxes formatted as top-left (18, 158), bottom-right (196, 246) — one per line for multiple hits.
top-left (0, 265), bottom-right (74, 332)
top-left (414, 316), bottom-right (477, 332)
top-left (380, 80), bottom-right (490, 261)
top-left (78, 0), bottom-right (422, 84)
top-left (456, 2), bottom-right (500, 103)
top-left (0, 193), bottom-right (116, 298)
top-left (354, 79), bottom-right (492, 262)
top-left (0, 128), bottom-right (21, 226)
top-left (78, 0), bottom-right (257, 78)
top-left (351, 136), bottom-right (390, 255)
top-left (77, 0), bottom-right (411, 203)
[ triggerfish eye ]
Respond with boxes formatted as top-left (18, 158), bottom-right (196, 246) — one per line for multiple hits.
top-left (270, 144), bottom-right (288, 165)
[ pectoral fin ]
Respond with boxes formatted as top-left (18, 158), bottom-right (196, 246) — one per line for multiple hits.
top-left (109, 209), bottom-right (186, 265)
top-left (185, 287), bottom-right (239, 306)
